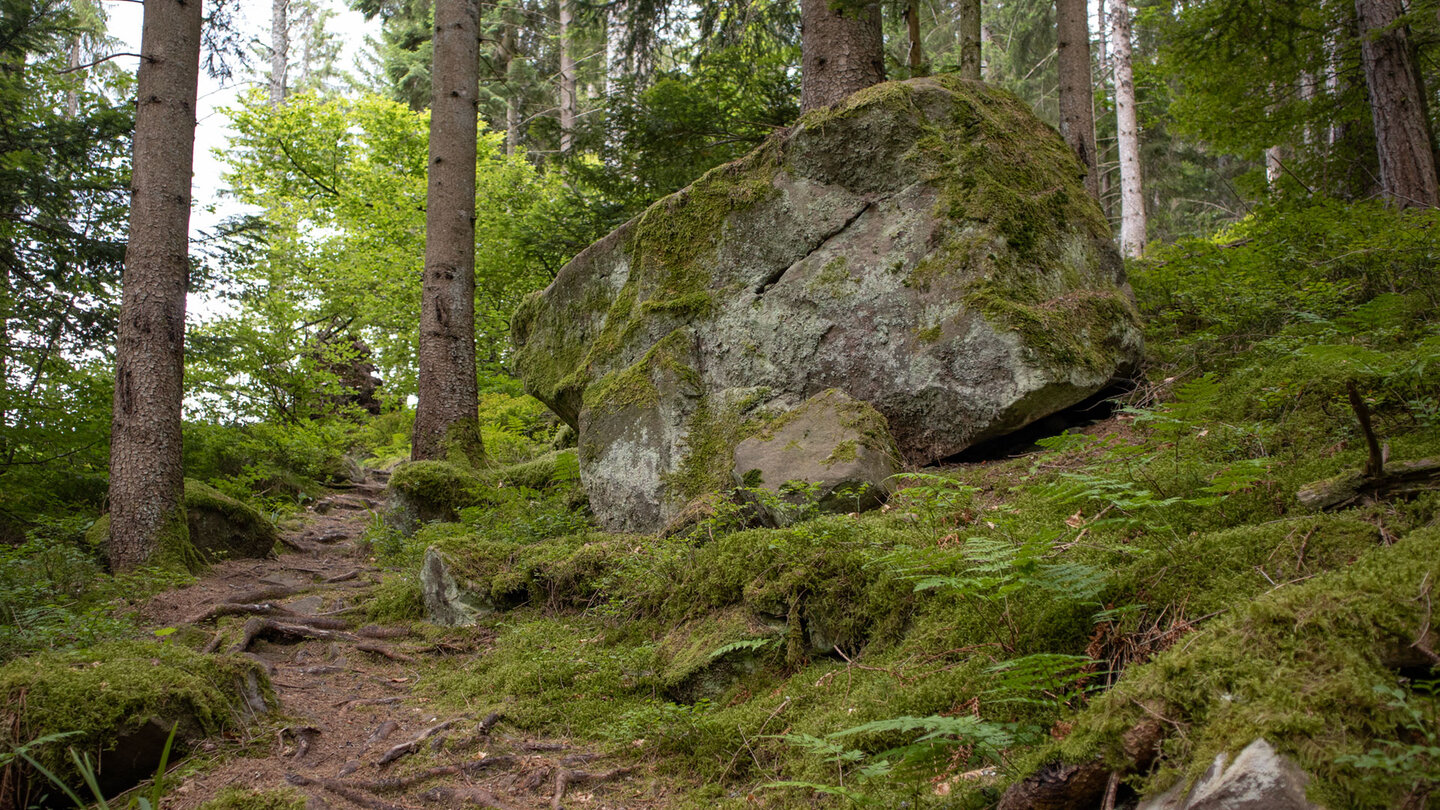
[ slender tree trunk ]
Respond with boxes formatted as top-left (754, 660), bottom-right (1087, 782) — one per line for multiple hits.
top-left (958, 0), bottom-right (981, 81)
top-left (500, 22), bottom-right (519, 157)
top-left (65, 35), bottom-right (81, 117)
top-left (1356, 0), bottom-right (1439, 207)
top-left (108, 0), bottom-right (203, 571)
top-left (1110, 0), bottom-right (1144, 258)
top-left (904, 0), bottom-right (925, 75)
top-left (1056, 0), bottom-right (1099, 197)
top-left (558, 0), bottom-right (576, 155)
top-left (799, 0), bottom-right (885, 112)
top-left (413, 0), bottom-right (484, 464)
top-left (270, 0), bottom-right (288, 105)
top-left (980, 21), bottom-right (993, 80)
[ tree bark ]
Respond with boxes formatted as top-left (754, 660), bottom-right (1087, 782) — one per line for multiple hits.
top-left (904, 0), bottom-right (924, 75)
top-left (413, 0), bottom-right (484, 464)
top-left (799, 0), bottom-right (885, 112)
top-left (108, 0), bottom-right (203, 571)
top-left (1110, 0), bottom-right (1144, 257)
top-left (1056, 0), bottom-right (1098, 197)
top-left (958, 0), bottom-right (981, 81)
top-left (558, 0), bottom-right (576, 154)
top-left (1356, 0), bottom-right (1439, 207)
top-left (500, 21), bottom-right (519, 157)
top-left (270, 0), bottom-right (289, 106)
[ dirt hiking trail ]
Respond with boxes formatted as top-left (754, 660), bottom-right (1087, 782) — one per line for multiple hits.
top-left (141, 474), bottom-right (667, 810)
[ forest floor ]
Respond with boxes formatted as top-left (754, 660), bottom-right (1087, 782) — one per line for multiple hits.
top-left (139, 475), bottom-right (665, 810)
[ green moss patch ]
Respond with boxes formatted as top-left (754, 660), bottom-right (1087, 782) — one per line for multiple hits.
top-left (0, 641), bottom-right (270, 798)
top-left (1055, 526), bottom-right (1440, 808)
top-left (198, 787), bottom-right (306, 810)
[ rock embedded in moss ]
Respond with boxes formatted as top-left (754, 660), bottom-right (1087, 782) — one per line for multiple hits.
top-left (0, 641), bottom-right (270, 805)
top-left (385, 460), bottom-right (494, 533)
top-left (733, 389), bottom-right (899, 523)
top-left (514, 75), bottom-right (1143, 533)
top-left (86, 479), bottom-right (279, 567)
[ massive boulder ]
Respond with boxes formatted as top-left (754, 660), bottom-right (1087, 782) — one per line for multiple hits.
top-left (514, 76), bottom-right (1143, 533)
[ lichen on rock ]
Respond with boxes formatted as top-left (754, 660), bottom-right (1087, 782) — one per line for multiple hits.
top-left (515, 75), bottom-right (1143, 533)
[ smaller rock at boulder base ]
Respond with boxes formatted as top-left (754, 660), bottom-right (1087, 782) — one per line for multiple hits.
top-left (1137, 738), bottom-right (1323, 810)
top-left (732, 389), bottom-right (900, 524)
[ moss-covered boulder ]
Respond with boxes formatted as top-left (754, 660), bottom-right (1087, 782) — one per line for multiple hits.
top-left (733, 389), bottom-right (900, 522)
top-left (0, 641), bottom-right (270, 807)
top-left (385, 460), bottom-right (494, 533)
top-left (86, 480), bottom-right (279, 566)
top-left (514, 76), bottom-right (1143, 533)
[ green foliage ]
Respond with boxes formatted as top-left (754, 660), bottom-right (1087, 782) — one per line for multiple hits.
top-left (1335, 682), bottom-right (1440, 801)
top-left (0, 518), bottom-right (191, 661)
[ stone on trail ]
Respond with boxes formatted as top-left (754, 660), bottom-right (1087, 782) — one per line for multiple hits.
top-left (419, 546), bottom-right (494, 627)
top-left (514, 75), bottom-right (1143, 533)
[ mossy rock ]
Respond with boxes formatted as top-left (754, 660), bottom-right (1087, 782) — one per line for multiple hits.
top-left (0, 641), bottom-right (271, 806)
top-left (1042, 524), bottom-right (1440, 809)
top-left (656, 607), bottom-right (782, 703)
top-left (733, 388), bottom-right (901, 522)
top-left (85, 480), bottom-right (280, 567)
top-left (385, 460), bottom-right (495, 533)
top-left (493, 449), bottom-right (580, 491)
top-left (514, 76), bottom-right (1142, 533)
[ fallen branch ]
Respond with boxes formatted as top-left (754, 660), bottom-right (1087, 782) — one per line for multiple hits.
top-left (357, 625), bottom-right (411, 639)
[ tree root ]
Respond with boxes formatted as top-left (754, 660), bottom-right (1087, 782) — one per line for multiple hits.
top-left (230, 618), bottom-right (358, 653)
top-left (280, 725), bottom-right (320, 759)
top-left (355, 641), bottom-right (416, 663)
top-left (285, 774), bottom-right (406, 810)
top-left (189, 602), bottom-right (294, 624)
top-left (337, 696), bottom-right (402, 710)
top-left (365, 720), bottom-right (399, 747)
top-left (357, 625), bottom-right (411, 639)
top-left (550, 767), bottom-right (631, 810)
top-left (378, 720), bottom-right (457, 766)
top-left (422, 786), bottom-right (524, 810)
top-left (347, 756), bottom-right (518, 792)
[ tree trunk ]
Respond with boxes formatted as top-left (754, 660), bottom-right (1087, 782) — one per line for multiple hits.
top-left (799, 0), bottom-right (885, 112)
top-left (559, 0), bottom-right (576, 155)
top-left (904, 0), bottom-right (924, 75)
top-left (958, 0), bottom-right (981, 81)
top-left (413, 0), bottom-right (484, 465)
top-left (1056, 0), bottom-right (1098, 197)
top-left (500, 22), bottom-right (519, 157)
top-left (270, 0), bottom-right (288, 106)
top-left (1110, 0), bottom-right (1144, 258)
top-left (108, 0), bottom-right (203, 571)
top-left (65, 34), bottom-right (81, 117)
top-left (1356, 0), bottom-right (1439, 207)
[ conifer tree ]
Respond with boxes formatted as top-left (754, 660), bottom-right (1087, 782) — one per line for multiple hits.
top-left (412, 0), bottom-right (485, 463)
top-left (108, 0), bottom-right (204, 570)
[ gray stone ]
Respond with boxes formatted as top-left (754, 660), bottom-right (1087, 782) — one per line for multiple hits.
top-left (419, 546), bottom-right (493, 627)
top-left (515, 76), bottom-right (1143, 533)
top-left (1138, 739), bottom-right (1323, 810)
top-left (733, 389), bottom-right (899, 522)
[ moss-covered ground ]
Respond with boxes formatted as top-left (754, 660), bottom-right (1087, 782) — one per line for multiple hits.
top-left (369, 200), bottom-right (1440, 807)
top-left (3, 202), bottom-right (1438, 808)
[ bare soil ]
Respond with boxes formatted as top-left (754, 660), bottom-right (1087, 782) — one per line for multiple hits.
top-left (143, 476), bottom-right (669, 810)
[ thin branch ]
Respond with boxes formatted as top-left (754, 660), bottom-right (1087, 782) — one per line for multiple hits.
top-left (56, 52), bottom-right (148, 73)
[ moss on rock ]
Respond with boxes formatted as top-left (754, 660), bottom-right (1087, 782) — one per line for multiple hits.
top-left (386, 460), bottom-right (496, 532)
top-left (0, 641), bottom-right (270, 800)
top-left (85, 480), bottom-right (278, 570)
top-left (1047, 525), bottom-right (1440, 808)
